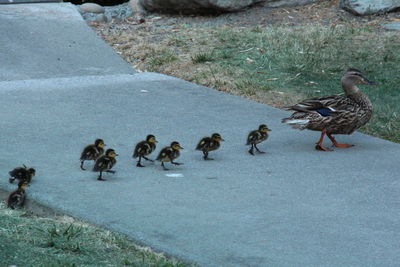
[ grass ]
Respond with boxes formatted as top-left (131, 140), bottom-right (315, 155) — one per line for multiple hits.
top-left (91, 17), bottom-right (400, 143)
top-left (0, 202), bottom-right (193, 267)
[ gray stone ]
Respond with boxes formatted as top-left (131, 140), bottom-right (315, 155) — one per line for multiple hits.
top-left (78, 3), bottom-right (105, 14)
top-left (265, 0), bottom-right (322, 8)
top-left (340, 0), bottom-right (400, 15)
top-left (96, 13), bottom-right (108, 23)
top-left (138, 0), bottom-right (265, 13)
top-left (383, 21), bottom-right (400, 30)
top-left (80, 3), bottom-right (133, 21)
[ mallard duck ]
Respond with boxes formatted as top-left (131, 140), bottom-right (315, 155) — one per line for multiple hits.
top-left (156, 141), bottom-right (183, 170)
top-left (9, 165), bottom-right (36, 184)
top-left (282, 68), bottom-right (376, 151)
top-left (7, 180), bottom-right (28, 209)
top-left (92, 148), bottom-right (118, 181)
top-left (247, 124), bottom-right (271, 155)
top-left (133, 134), bottom-right (158, 167)
top-left (196, 133), bottom-right (224, 160)
top-left (80, 139), bottom-right (105, 170)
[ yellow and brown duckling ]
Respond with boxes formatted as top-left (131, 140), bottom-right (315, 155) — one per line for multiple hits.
top-left (7, 180), bottom-right (28, 209)
top-left (92, 148), bottom-right (118, 181)
top-left (80, 138), bottom-right (106, 170)
top-left (196, 133), bottom-right (224, 160)
top-left (9, 165), bottom-right (36, 184)
top-left (156, 141), bottom-right (183, 171)
top-left (247, 124), bottom-right (271, 155)
top-left (282, 68), bottom-right (376, 151)
top-left (133, 134), bottom-right (158, 167)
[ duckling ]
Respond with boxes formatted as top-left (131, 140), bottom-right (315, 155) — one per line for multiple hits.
top-left (282, 68), bottom-right (376, 151)
top-left (156, 141), bottom-right (183, 171)
top-left (133, 134), bottom-right (158, 167)
top-left (80, 139), bottom-right (105, 170)
top-left (9, 165), bottom-right (36, 184)
top-left (92, 148), bottom-right (118, 181)
top-left (196, 133), bottom-right (224, 160)
top-left (247, 124), bottom-right (271, 155)
top-left (7, 180), bottom-right (28, 209)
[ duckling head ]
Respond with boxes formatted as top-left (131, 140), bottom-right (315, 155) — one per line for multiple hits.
top-left (95, 139), bottom-right (106, 148)
top-left (259, 124), bottom-right (271, 133)
top-left (28, 168), bottom-right (36, 177)
top-left (171, 141), bottom-right (184, 150)
top-left (105, 149), bottom-right (118, 158)
top-left (146, 134), bottom-right (158, 143)
top-left (342, 68), bottom-right (376, 95)
top-left (211, 133), bottom-right (224, 142)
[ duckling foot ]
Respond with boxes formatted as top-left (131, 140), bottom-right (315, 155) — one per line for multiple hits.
top-left (97, 177), bottom-right (106, 181)
top-left (172, 162), bottom-right (182, 166)
top-left (248, 147), bottom-right (255, 155)
top-left (136, 162), bottom-right (145, 167)
top-left (106, 170), bottom-right (116, 174)
top-left (204, 157), bottom-right (214, 160)
top-left (161, 162), bottom-right (170, 171)
top-left (255, 145), bottom-right (265, 154)
top-left (80, 161), bottom-right (87, 170)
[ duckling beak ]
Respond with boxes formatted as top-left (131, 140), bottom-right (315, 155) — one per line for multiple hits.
top-left (220, 138), bottom-right (225, 141)
top-left (115, 153), bottom-right (119, 156)
top-left (179, 146), bottom-right (184, 149)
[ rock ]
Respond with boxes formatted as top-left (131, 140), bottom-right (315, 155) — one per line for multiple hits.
top-left (383, 21), bottom-right (400, 30)
top-left (340, 0), bottom-right (400, 15)
top-left (80, 3), bottom-right (133, 21)
top-left (96, 13), bottom-right (109, 22)
top-left (138, 0), bottom-right (265, 13)
top-left (264, 0), bottom-right (322, 8)
top-left (79, 3), bottom-right (105, 14)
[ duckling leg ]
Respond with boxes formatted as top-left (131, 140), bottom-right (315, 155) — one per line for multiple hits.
top-left (171, 160), bottom-right (182, 165)
top-left (327, 134), bottom-right (354, 148)
top-left (97, 171), bottom-right (106, 181)
top-left (137, 157), bottom-right (145, 167)
top-left (161, 162), bottom-right (169, 171)
top-left (143, 156), bottom-right (154, 162)
top-left (80, 161), bottom-right (86, 170)
top-left (254, 144), bottom-right (265, 154)
top-left (203, 151), bottom-right (214, 160)
top-left (315, 129), bottom-right (333, 151)
top-left (248, 145), bottom-right (255, 155)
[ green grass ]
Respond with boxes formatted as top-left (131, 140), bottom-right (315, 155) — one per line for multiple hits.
top-left (185, 25), bottom-right (400, 142)
top-left (0, 203), bottom-right (193, 267)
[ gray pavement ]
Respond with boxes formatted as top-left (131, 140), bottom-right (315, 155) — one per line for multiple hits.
top-left (1, 3), bottom-right (400, 267)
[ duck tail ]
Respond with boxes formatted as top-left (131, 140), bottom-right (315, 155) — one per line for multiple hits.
top-left (281, 118), bottom-right (309, 129)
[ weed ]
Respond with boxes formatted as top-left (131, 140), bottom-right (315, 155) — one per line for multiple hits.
top-left (191, 52), bottom-right (214, 63)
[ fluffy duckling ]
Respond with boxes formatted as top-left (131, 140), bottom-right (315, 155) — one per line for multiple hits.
top-left (7, 180), bottom-right (28, 209)
top-left (247, 124), bottom-right (271, 155)
top-left (133, 134), bottom-right (158, 167)
top-left (93, 148), bottom-right (118, 181)
top-left (9, 165), bottom-right (36, 184)
top-left (156, 141), bottom-right (183, 171)
top-left (80, 139), bottom-right (105, 170)
top-left (196, 133), bottom-right (224, 160)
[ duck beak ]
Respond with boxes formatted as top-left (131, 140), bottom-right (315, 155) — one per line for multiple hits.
top-left (362, 78), bottom-right (377, 85)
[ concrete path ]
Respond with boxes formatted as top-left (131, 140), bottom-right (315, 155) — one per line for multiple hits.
top-left (1, 3), bottom-right (400, 267)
